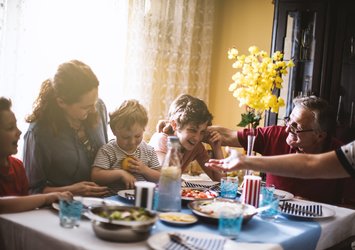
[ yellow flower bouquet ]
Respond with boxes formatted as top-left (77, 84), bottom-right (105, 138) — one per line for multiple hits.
top-left (228, 46), bottom-right (294, 129)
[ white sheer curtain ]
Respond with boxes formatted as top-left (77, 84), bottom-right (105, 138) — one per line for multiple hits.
top-left (0, 0), bottom-right (215, 157)
top-left (125, 0), bottom-right (215, 138)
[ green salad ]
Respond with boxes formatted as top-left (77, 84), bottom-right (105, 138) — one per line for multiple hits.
top-left (99, 208), bottom-right (152, 222)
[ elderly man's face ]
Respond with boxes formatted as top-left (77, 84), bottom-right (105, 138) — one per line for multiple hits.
top-left (285, 106), bottom-right (324, 152)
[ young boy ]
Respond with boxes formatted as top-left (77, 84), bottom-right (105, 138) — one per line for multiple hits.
top-left (91, 100), bottom-right (160, 192)
top-left (0, 97), bottom-right (72, 213)
top-left (149, 94), bottom-right (224, 181)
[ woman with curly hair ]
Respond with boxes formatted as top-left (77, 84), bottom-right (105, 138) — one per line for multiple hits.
top-left (23, 60), bottom-right (108, 197)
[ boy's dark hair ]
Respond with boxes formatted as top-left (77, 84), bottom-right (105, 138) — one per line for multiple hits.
top-left (168, 94), bottom-right (213, 129)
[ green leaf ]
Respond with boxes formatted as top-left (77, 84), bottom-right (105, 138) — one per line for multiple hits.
top-left (237, 111), bottom-right (262, 128)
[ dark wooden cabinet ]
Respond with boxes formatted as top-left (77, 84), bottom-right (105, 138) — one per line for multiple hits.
top-left (267, 0), bottom-right (355, 143)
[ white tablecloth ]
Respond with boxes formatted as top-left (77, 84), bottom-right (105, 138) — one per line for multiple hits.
top-left (0, 208), bottom-right (281, 250)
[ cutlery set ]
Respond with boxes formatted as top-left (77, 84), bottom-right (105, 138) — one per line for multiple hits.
top-left (280, 201), bottom-right (323, 217)
top-left (167, 233), bottom-right (226, 250)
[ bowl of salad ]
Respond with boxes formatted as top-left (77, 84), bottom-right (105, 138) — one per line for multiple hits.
top-left (88, 205), bottom-right (158, 242)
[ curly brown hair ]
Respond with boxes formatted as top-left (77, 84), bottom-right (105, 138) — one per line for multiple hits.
top-left (26, 60), bottom-right (100, 134)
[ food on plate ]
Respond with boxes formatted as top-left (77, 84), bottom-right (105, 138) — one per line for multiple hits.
top-left (159, 213), bottom-right (197, 223)
top-left (197, 200), bottom-right (244, 217)
top-left (98, 207), bottom-right (153, 222)
top-left (181, 188), bottom-right (217, 199)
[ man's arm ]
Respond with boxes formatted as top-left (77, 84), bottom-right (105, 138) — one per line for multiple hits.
top-left (206, 150), bottom-right (350, 179)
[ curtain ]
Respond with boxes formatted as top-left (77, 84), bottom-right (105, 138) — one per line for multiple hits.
top-left (0, 0), bottom-right (215, 156)
top-left (124, 0), bottom-right (215, 138)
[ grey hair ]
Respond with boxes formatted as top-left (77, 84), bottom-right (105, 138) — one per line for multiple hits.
top-left (293, 95), bottom-right (336, 136)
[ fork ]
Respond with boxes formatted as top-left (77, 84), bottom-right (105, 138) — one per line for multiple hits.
top-left (124, 192), bottom-right (135, 200)
top-left (168, 233), bottom-right (205, 250)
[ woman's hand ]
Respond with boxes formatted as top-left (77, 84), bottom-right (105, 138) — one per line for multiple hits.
top-left (69, 181), bottom-right (109, 197)
top-left (44, 191), bottom-right (73, 205)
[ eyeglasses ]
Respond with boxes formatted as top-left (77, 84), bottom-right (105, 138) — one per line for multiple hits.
top-left (283, 117), bottom-right (315, 134)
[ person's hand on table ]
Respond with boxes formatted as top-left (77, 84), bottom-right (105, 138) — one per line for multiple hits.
top-left (70, 181), bottom-right (109, 197)
top-left (44, 191), bottom-right (73, 205)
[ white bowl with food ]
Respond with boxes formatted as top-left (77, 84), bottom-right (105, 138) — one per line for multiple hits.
top-left (188, 198), bottom-right (257, 224)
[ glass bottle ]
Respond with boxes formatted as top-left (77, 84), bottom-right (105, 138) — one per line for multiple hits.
top-left (156, 136), bottom-right (182, 212)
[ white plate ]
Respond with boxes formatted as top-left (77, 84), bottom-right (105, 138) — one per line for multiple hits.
top-left (274, 189), bottom-right (294, 201)
top-left (279, 200), bottom-right (335, 219)
top-left (147, 231), bottom-right (238, 250)
top-left (52, 197), bottom-right (123, 218)
top-left (159, 212), bottom-right (198, 225)
top-left (181, 187), bottom-right (218, 201)
top-left (117, 189), bottom-right (135, 200)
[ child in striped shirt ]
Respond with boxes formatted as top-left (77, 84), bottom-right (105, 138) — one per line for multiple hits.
top-left (91, 100), bottom-right (160, 193)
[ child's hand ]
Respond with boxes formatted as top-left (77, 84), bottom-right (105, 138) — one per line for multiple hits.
top-left (206, 130), bottom-right (222, 149)
top-left (126, 157), bottom-right (148, 175)
top-left (120, 171), bottom-right (136, 189)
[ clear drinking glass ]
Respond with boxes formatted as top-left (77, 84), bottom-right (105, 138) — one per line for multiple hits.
top-left (220, 177), bottom-right (239, 199)
top-left (259, 185), bottom-right (279, 219)
top-left (218, 208), bottom-right (243, 239)
top-left (59, 196), bottom-right (83, 228)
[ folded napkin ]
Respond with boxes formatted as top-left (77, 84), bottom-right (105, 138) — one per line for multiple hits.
top-left (182, 181), bottom-right (221, 193)
top-left (165, 233), bottom-right (226, 250)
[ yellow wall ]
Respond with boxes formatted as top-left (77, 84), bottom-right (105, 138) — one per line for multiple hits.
top-left (210, 0), bottom-right (274, 129)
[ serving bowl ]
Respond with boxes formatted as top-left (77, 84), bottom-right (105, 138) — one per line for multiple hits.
top-left (88, 205), bottom-right (158, 242)
top-left (187, 198), bottom-right (257, 224)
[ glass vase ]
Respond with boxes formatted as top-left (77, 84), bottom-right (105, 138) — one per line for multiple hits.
top-left (245, 128), bottom-right (256, 175)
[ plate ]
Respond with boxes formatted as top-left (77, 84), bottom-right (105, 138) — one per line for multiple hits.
top-left (274, 189), bottom-right (294, 201)
top-left (279, 200), bottom-right (335, 219)
top-left (147, 231), bottom-right (238, 250)
top-left (181, 187), bottom-right (218, 201)
top-left (159, 212), bottom-right (198, 225)
top-left (188, 198), bottom-right (257, 224)
top-left (117, 189), bottom-right (135, 201)
top-left (52, 197), bottom-right (123, 218)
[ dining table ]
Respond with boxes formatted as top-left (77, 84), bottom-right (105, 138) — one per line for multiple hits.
top-left (1, 178), bottom-right (355, 250)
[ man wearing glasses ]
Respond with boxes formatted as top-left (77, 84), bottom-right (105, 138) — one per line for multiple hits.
top-left (209, 96), bottom-right (351, 205)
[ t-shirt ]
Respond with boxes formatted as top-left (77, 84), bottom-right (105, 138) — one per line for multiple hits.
top-left (23, 99), bottom-right (108, 194)
top-left (93, 139), bottom-right (160, 191)
top-left (237, 126), bottom-right (346, 204)
top-left (149, 132), bottom-right (209, 173)
top-left (0, 156), bottom-right (29, 196)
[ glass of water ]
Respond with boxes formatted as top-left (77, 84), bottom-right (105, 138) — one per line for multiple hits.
top-left (59, 196), bottom-right (83, 228)
top-left (218, 207), bottom-right (243, 239)
top-left (220, 176), bottom-right (238, 199)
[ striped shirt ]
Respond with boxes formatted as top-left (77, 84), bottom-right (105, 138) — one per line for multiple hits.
top-left (93, 139), bottom-right (160, 191)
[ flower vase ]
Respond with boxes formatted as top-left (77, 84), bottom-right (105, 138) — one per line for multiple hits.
top-left (245, 128), bottom-right (256, 175)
